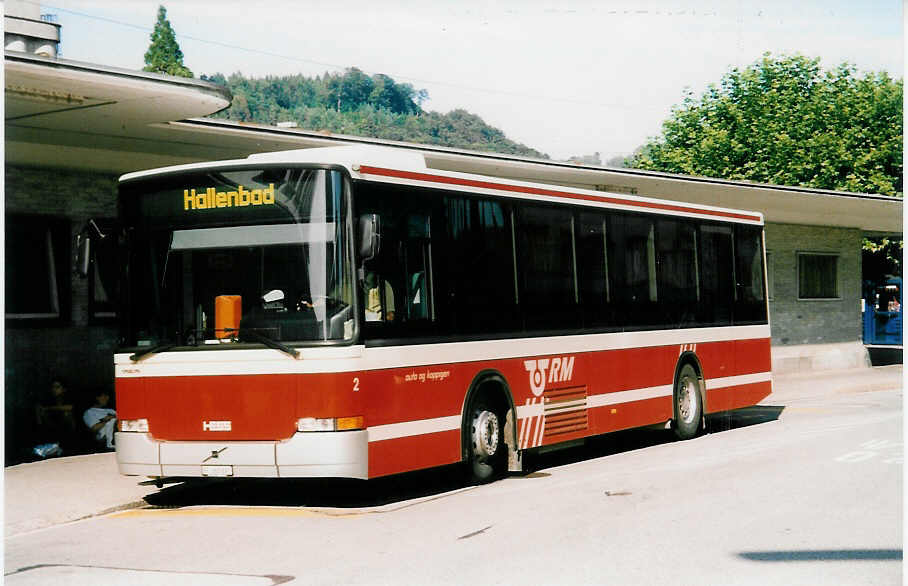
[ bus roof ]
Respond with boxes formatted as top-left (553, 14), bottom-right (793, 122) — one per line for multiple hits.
top-left (120, 145), bottom-right (764, 225)
top-left (118, 145), bottom-right (426, 181)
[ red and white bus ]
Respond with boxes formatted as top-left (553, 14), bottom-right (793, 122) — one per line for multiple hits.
top-left (113, 145), bottom-right (771, 483)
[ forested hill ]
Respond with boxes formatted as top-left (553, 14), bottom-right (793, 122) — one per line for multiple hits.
top-left (201, 68), bottom-right (548, 159)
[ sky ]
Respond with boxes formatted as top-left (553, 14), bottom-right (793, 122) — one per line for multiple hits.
top-left (36, 0), bottom-right (905, 162)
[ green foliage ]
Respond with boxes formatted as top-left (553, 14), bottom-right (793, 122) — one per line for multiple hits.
top-left (143, 5), bottom-right (193, 78)
top-left (201, 69), bottom-right (546, 158)
top-left (863, 237), bottom-right (902, 277)
top-left (627, 54), bottom-right (903, 196)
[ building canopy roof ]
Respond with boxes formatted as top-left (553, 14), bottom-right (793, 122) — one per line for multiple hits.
top-left (6, 52), bottom-right (231, 171)
top-left (4, 52), bottom-right (902, 234)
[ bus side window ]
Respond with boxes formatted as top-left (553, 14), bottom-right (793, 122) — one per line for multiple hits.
top-left (619, 217), bottom-right (656, 304)
top-left (363, 210), bottom-right (434, 331)
top-left (445, 197), bottom-right (518, 334)
top-left (364, 272), bottom-right (395, 322)
top-left (516, 204), bottom-right (579, 330)
top-left (578, 212), bottom-right (612, 329)
top-left (733, 225), bottom-right (768, 325)
top-left (656, 218), bottom-right (699, 327)
top-left (608, 213), bottom-right (659, 327)
top-left (361, 206), bottom-right (397, 324)
top-left (403, 213), bottom-right (433, 322)
top-left (699, 224), bottom-right (734, 326)
top-left (408, 270), bottom-right (427, 319)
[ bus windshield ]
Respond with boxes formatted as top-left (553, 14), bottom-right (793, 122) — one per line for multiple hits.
top-left (119, 167), bottom-right (353, 349)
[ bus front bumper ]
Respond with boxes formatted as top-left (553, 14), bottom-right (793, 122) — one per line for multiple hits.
top-left (115, 430), bottom-right (369, 479)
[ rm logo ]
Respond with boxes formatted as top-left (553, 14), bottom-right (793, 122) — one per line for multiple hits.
top-left (524, 356), bottom-right (575, 397)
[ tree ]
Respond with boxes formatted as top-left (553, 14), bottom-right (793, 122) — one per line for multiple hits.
top-left (203, 69), bottom-right (548, 158)
top-left (143, 5), bottom-right (193, 78)
top-left (326, 68), bottom-right (374, 112)
top-left (567, 152), bottom-right (602, 165)
top-left (627, 54), bottom-right (903, 196)
top-left (863, 237), bottom-right (902, 279)
top-left (605, 155), bottom-right (627, 168)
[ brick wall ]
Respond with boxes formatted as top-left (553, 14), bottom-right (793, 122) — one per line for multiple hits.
top-left (765, 222), bottom-right (862, 346)
top-left (5, 165), bottom-right (119, 462)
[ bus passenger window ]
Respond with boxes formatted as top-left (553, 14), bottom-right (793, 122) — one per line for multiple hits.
top-left (732, 225), bottom-right (768, 325)
top-left (403, 214), bottom-right (433, 322)
top-left (617, 217), bottom-right (657, 304)
top-left (364, 272), bottom-right (395, 322)
top-left (408, 271), bottom-right (428, 319)
top-left (361, 210), bottom-right (433, 329)
top-left (699, 224), bottom-right (734, 326)
top-left (516, 205), bottom-right (578, 330)
top-left (578, 212), bottom-right (612, 329)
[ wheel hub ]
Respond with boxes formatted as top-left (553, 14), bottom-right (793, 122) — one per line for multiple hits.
top-left (472, 410), bottom-right (499, 459)
top-left (679, 379), bottom-right (695, 424)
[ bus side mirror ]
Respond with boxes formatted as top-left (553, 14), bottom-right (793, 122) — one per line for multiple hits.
top-left (359, 214), bottom-right (380, 262)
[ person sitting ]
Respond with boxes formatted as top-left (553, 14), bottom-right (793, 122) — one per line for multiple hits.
top-left (34, 379), bottom-right (79, 457)
top-left (83, 389), bottom-right (117, 450)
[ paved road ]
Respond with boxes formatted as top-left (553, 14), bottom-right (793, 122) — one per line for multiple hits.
top-left (5, 367), bottom-right (902, 585)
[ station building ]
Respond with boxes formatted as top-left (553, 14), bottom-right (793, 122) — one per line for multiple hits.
top-left (4, 6), bottom-right (902, 461)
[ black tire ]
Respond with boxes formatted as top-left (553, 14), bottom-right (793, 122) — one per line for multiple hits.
top-left (466, 398), bottom-right (506, 484)
top-left (673, 364), bottom-right (702, 440)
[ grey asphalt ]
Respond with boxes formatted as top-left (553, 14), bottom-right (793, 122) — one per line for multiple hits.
top-left (4, 365), bottom-right (902, 539)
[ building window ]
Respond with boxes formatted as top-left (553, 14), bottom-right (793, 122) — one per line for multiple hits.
top-left (5, 215), bottom-right (70, 321)
top-left (798, 253), bottom-right (839, 299)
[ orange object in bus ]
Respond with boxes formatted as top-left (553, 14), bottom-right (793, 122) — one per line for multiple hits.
top-left (215, 295), bottom-right (242, 339)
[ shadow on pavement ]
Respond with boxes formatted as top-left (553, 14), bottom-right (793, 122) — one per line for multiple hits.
top-left (525, 404), bottom-right (784, 475)
top-left (739, 549), bottom-right (902, 562)
top-left (142, 405), bottom-right (784, 510)
top-left (142, 464), bottom-right (470, 510)
top-left (705, 405), bottom-right (785, 432)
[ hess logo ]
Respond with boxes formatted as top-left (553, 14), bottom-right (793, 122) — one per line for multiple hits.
top-left (202, 420), bottom-right (232, 432)
top-left (524, 356), bottom-right (575, 397)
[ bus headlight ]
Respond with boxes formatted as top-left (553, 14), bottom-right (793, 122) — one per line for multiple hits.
top-left (119, 418), bottom-right (149, 433)
top-left (297, 416), bottom-right (363, 432)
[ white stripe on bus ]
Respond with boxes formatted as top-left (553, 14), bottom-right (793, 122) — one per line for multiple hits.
top-left (367, 415), bottom-right (461, 443)
top-left (587, 385), bottom-right (674, 408)
top-left (706, 371), bottom-right (772, 389)
top-left (115, 324), bottom-right (771, 378)
top-left (365, 371), bottom-right (770, 444)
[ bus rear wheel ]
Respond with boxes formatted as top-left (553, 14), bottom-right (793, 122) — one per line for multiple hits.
top-left (673, 364), bottom-right (702, 440)
top-left (467, 399), bottom-right (505, 483)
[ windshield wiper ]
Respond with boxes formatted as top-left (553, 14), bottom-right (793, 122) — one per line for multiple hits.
top-left (130, 342), bottom-right (177, 362)
top-left (130, 330), bottom-right (300, 361)
top-left (235, 328), bottom-right (300, 359)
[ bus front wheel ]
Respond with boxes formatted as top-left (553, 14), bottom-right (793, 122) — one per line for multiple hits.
top-left (673, 364), bottom-right (702, 441)
top-left (468, 399), bottom-right (505, 483)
